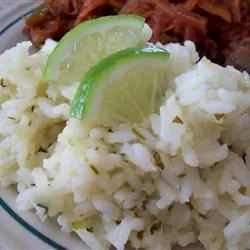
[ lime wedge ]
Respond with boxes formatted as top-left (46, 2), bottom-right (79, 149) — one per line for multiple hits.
top-left (70, 46), bottom-right (170, 126)
top-left (43, 15), bottom-right (152, 84)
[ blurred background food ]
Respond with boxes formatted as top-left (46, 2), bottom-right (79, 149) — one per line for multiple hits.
top-left (24, 0), bottom-right (250, 72)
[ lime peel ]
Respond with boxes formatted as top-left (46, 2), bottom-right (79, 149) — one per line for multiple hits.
top-left (42, 15), bottom-right (151, 84)
top-left (70, 45), bottom-right (170, 126)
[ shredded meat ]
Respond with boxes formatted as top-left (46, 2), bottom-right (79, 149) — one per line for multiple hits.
top-left (24, 0), bottom-right (250, 72)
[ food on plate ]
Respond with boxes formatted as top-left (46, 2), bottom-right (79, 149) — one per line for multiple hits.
top-left (1, 14), bottom-right (250, 250)
top-left (43, 14), bottom-right (151, 84)
top-left (24, 0), bottom-right (250, 72)
top-left (70, 45), bottom-right (169, 124)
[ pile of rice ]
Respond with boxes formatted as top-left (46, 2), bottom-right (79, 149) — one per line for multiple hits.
top-left (1, 39), bottom-right (250, 250)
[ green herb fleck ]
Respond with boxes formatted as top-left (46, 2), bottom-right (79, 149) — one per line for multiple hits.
top-left (90, 165), bottom-right (99, 175)
top-left (0, 78), bottom-right (7, 87)
top-left (173, 116), bottom-right (183, 124)
top-left (150, 221), bottom-right (162, 234)
top-left (214, 113), bottom-right (224, 120)
top-left (132, 127), bottom-right (145, 140)
top-left (153, 151), bottom-right (164, 169)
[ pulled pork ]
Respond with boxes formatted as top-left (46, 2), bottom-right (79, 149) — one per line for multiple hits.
top-left (24, 0), bottom-right (250, 72)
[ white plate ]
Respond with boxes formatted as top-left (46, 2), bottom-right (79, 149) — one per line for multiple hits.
top-left (0, 2), bottom-right (87, 249)
top-left (0, 3), bottom-right (205, 250)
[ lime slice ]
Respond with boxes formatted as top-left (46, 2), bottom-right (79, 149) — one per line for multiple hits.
top-left (43, 15), bottom-right (152, 84)
top-left (70, 46), bottom-right (170, 126)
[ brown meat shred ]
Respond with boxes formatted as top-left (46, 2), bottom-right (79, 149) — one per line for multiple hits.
top-left (23, 0), bottom-right (250, 72)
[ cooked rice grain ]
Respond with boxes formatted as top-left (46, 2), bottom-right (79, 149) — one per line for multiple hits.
top-left (1, 40), bottom-right (250, 250)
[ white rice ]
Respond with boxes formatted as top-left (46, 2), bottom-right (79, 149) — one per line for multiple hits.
top-left (1, 39), bottom-right (250, 250)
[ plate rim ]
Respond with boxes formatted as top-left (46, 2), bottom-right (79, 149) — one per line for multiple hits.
top-left (0, 8), bottom-right (68, 250)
